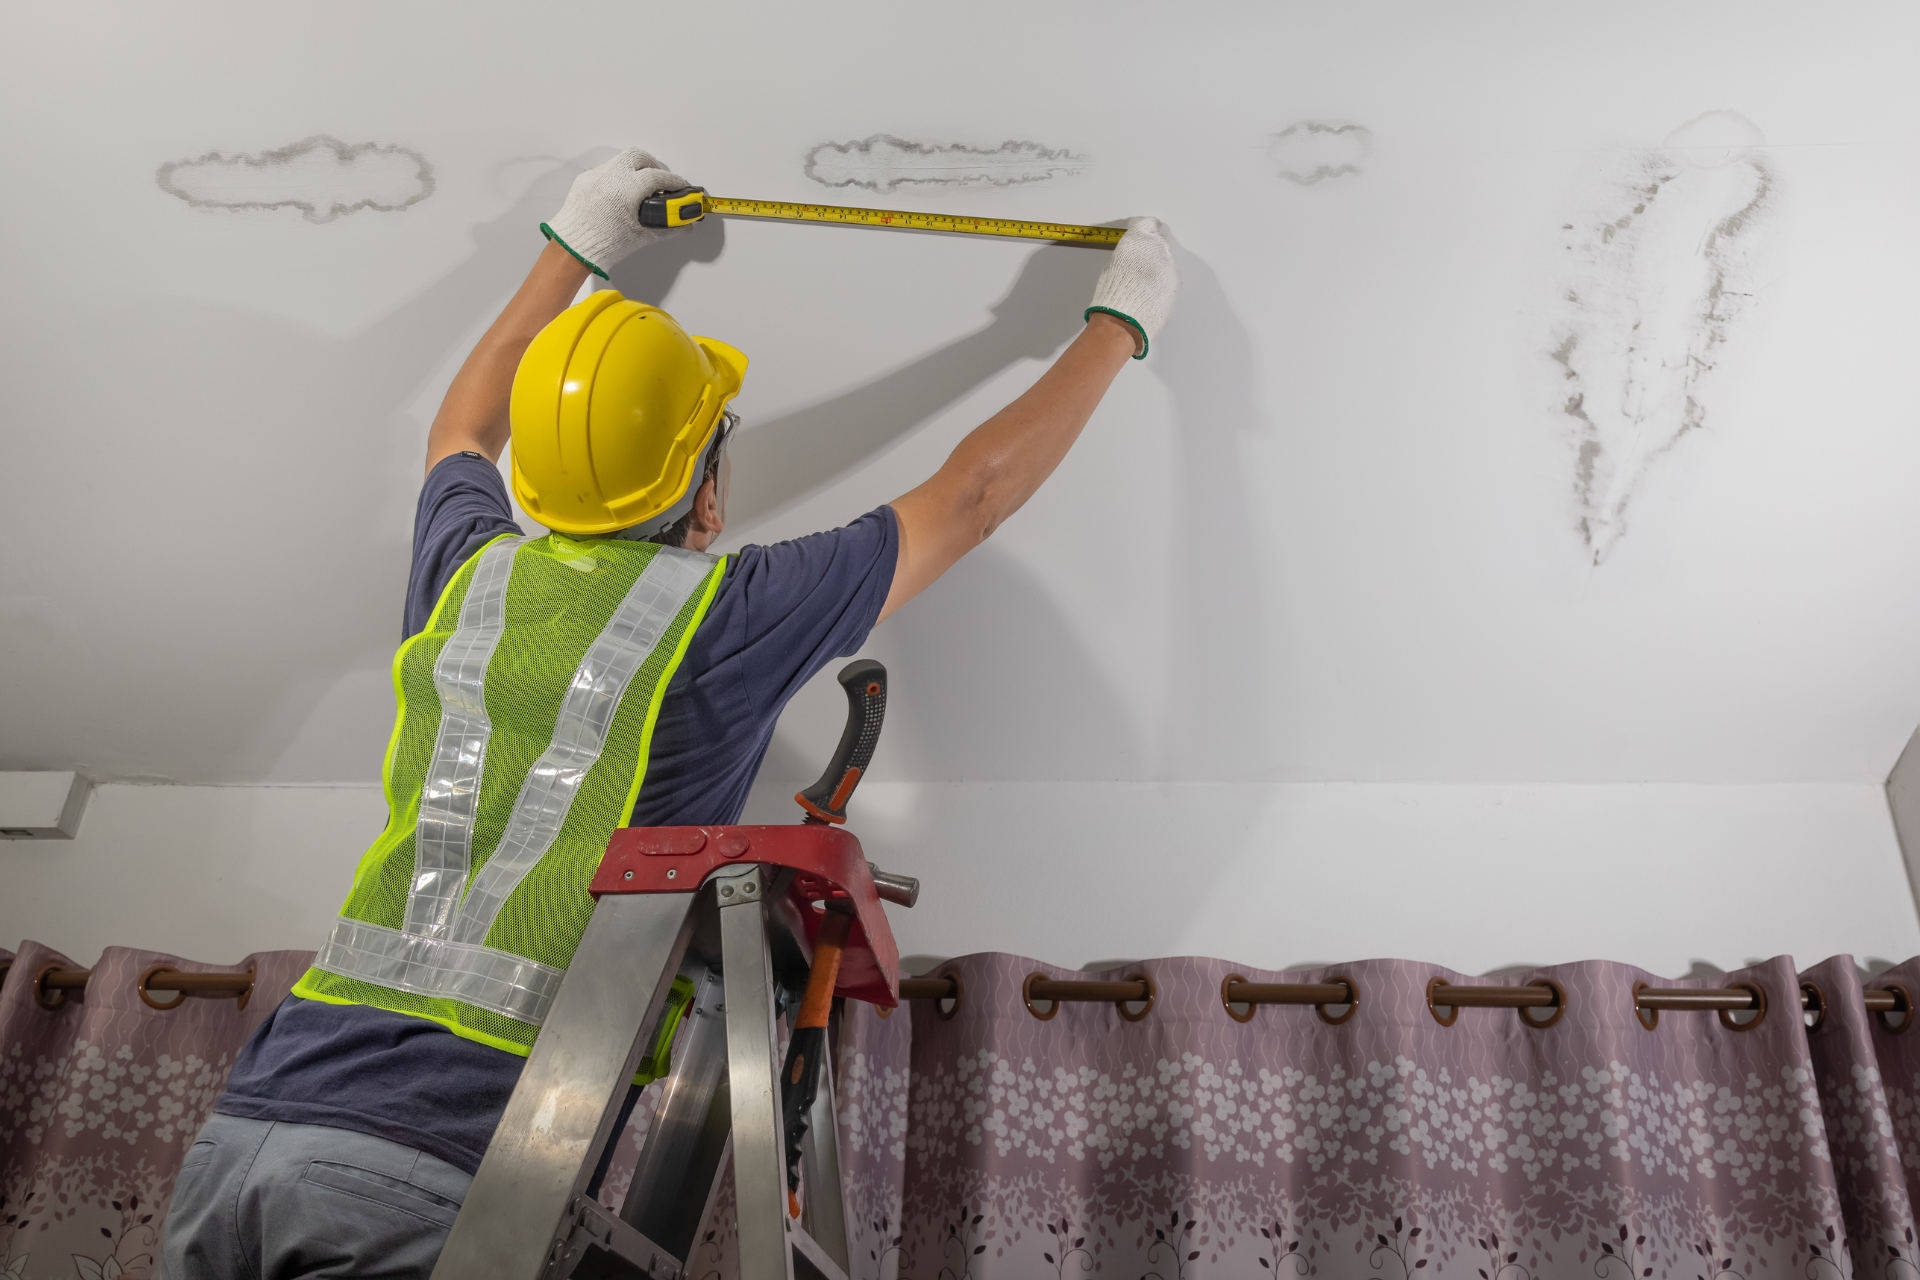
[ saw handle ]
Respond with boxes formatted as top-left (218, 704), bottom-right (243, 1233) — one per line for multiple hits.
top-left (639, 185), bottom-right (709, 229)
top-left (796, 660), bottom-right (887, 825)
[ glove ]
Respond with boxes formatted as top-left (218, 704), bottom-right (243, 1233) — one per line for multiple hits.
top-left (541, 148), bottom-right (690, 278)
top-left (1084, 217), bottom-right (1179, 359)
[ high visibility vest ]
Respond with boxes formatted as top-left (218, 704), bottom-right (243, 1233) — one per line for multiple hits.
top-left (293, 532), bottom-right (726, 1056)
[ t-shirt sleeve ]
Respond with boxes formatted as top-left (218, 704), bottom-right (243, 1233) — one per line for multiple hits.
top-left (721, 506), bottom-right (899, 719)
top-left (403, 452), bottom-right (523, 639)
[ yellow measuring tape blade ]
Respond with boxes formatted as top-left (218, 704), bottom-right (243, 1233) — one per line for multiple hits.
top-left (706, 195), bottom-right (1123, 247)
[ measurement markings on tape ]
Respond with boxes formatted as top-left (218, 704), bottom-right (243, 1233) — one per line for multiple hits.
top-left (709, 196), bottom-right (1122, 245)
top-left (642, 185), bottom-right (1123, 247)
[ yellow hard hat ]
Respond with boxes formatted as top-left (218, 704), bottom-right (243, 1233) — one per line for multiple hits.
top-left (509, 290), bottom-right (747, 536)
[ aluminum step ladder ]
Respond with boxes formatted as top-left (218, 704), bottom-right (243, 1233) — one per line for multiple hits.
top-left (430, 661), bottom-right (914, 1280)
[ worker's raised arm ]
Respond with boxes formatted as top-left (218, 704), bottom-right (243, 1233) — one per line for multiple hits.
top-left (879, 218), bottom-right (1179, 623)
top-left (424, 150), bottom-right (692, 474)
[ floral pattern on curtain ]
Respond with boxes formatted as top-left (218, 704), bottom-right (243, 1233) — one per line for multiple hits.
top-left (7, 944), bottom-right (1919, 1280)
top-left (816, 954), bottom-right (1920, 1280)
top-left (1797, 955), bottom-right (1916, 1277)
top-left (0, 940), bottom-right (311, 1280)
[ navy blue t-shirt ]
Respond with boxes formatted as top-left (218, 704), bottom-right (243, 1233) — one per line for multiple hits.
top-left (215, 452), bottom-right (897, 1173)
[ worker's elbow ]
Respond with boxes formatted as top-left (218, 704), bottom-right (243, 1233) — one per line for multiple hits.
top-left (962, 476), bottom-right (1006, 547)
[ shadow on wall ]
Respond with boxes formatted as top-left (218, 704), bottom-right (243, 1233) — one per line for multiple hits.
top-left (741, 235), bottom-right (1272, 784)
top-left (604, 210), bottom-right (726, 304)
top-left (868, 544), bottom-right (1147, 779)
top-left (746, 541), bottom-right (1152, 785)
top-left (1150, 246), bottom-right (1273, 780)
top-left (723, 240), bottom-right (1106, 532)
top-left (25, 156), bottom-right (729, 783)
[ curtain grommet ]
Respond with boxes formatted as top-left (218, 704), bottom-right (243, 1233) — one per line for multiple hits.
top-left (1718, 981), bottom-right (1767, 1032)
top-left (135, 964), bottom-right (254, 1011)
top-left (33, 964), bottom-right (69, 1012)
top-left (1875, 983), bottom-right (1913, 1036)
top-left (1801, 981), bottom-right (1827, 1034)
top-left (1517, 977), bottom-right (1566, 1030)
top-left (1117, 973), bottom-right (1154, 1023)
top-left (875, 1004), bottom-right (891, 1018)
top-left (1023, 972), bottom-right (1059, 1021)
top-left (1317, 975), bottom-right (1359, 1026)
top-left (1632, 981), bottom-right (1658, 1031)
top-left (1426, 977), bottom-right (1459, 1027)
top-left (1221, 974), bottom-right (1255, 1023)
top-left (137, 966), bottom-right (186, 1011)
top-left (933, 969), bottom-right (962, 1021)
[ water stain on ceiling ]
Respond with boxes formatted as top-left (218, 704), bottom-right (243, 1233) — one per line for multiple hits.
top-left (1268, 121), bottom-right (1371, 185)
top-left (802, 134), bottom-right (1085, 193)
top-left (1546, 110), bottom-right (1774, 564)
top-left (156, 134), bottom-right (435, 223)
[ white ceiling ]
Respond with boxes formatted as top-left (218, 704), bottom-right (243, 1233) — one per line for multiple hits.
top-left (5, 1), bottom-right (1920, 787)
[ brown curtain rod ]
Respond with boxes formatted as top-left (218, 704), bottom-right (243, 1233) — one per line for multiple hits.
top-left (896, 973), bottom-right (1914, 1034)
top-left (4, 962), bottom-right (1903, 1031)
top-left (0, 962), bottom-right (256, 1012)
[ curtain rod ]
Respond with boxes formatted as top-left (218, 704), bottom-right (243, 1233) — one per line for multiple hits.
top-left (6, 962), bottom-right (1904, 1033)
top-left (896, 973), bottom-right (1913, 1033)
top-left (1, 962), bottom-right (256, 1012)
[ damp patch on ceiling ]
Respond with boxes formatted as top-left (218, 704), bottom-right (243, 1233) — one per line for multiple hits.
top-left (1544, 110), bottom-right (1774, 565)
top-left (156, 135), bottom-right (435, 223)
top-left (803, 135), bottom-right (1085, 193)
top-left (1268, 122), bottom-right (1371, 185)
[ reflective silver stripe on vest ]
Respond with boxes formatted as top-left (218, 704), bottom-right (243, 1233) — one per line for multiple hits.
top-left (312, 542), bottom-right (717, 1029)
top-left (311, 916), bottom-right (563, 1026)
top-left (405, 535), bottom-right (530, 938)
top-left (450, 546), bottom-right (717, 945)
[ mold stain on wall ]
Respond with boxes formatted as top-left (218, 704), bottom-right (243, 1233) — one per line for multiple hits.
top-left (1546, 111), bottom-right (1774, 564)
top-left (1268, 122), bottom-right (1371, 185)
top-left (803, 135), bottom-right (1084, 193)
top-left (157, 135), bottom-right (435, 223)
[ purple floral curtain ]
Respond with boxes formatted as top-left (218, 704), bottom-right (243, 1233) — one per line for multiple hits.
top-left (1798, 955), bottom-right (1916, 1276)
top-left (7, 943), bottom-right (1918, 1280)
top-left (0, 940), bottom-right (311, 1280)
top-left (826, 954), bottom-right (1920, 1280)
top-left (1860, 956), bottom-right (1920, 1258)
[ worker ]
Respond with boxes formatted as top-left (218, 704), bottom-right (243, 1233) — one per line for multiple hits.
top-left (160, 148), bottom-right (1177, 1280)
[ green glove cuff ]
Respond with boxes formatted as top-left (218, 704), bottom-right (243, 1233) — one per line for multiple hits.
top-left (1085, 305), bottom-right (1148, 359)
top-left (541, 223), bottom-right (610, 280)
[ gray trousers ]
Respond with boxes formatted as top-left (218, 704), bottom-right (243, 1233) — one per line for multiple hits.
top-left (161, 1114), bottom-right (472, 1280)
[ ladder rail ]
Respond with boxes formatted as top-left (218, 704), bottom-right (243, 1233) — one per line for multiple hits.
top-left (430, 890), bottom-right (700, 1280)
top-left (717, 865), bottom-right (797, 1280)
top-left (798, 1033), bottom-right (852, 1273)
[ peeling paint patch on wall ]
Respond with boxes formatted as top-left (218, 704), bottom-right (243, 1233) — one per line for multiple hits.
top-left (803, 135), bottom-right (1084, 193)
top-left (157, 135), bottom-right (435, 223)
top-left (1269, 122), bottom-right (1370, 185)
top-left (1545, 111), bottom-right (1773, 564)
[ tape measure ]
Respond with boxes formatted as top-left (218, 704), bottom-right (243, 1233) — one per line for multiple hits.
top-left (640, 185), bottom-right (1122, 248)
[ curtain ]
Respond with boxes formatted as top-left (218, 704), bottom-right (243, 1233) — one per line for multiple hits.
top-left (824, 953), bottom-right (1920, 1280)
top-left (7, 945), bottom-right (1918, 1280)
top-left (0, 940), bottom-right (311, 1280)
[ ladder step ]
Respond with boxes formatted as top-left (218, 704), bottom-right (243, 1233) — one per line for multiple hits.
top-left (551, 1195), bottom-right (680, 1280)
top-left (786, 1219), bottom-right (851, 1280)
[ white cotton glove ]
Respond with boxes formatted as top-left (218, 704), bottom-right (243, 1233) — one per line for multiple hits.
top-left (541, 148), bottom-right (691, 278)
top-left (1085, 217), bottom-right (1179, 359)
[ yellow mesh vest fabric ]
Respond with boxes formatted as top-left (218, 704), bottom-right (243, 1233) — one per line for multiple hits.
top-left (292, 535), bottom-right (724, 1055)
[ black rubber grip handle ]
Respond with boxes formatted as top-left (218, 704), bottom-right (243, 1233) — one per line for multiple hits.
top-left (795, 660), bottom-right (887, 824)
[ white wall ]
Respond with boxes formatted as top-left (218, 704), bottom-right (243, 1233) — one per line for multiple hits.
top-left (6, 5), bottom-right (1920, 979)
top-left (8, 3), bottom-right (1920, 790)
top-left (8, 780), bottom-right (1913, 978)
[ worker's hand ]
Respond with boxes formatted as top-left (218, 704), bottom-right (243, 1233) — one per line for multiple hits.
top-left (1084, 217), bottom-right (1179, 359)
top-left (540, 149), bottom-right (690, 278)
